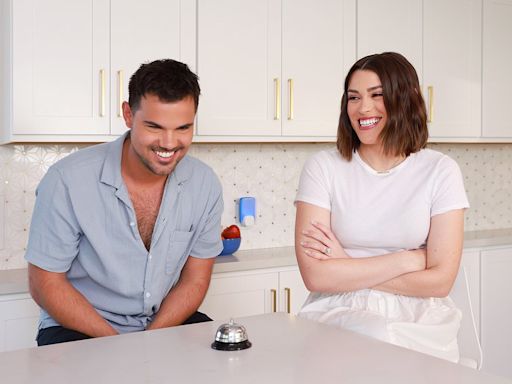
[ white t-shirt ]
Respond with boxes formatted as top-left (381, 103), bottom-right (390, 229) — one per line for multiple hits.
top-left (295, 148), bottom-right (469, 362)
top-left (295, 148), bottom-right (469, 258)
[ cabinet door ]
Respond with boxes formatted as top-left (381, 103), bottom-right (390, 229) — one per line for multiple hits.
top-left (281, 0), bottom-right (355, 137)
top-left (424, 0), bottom-right (481, 138)
top-left (460, 249), bottom-right (481, 335)
top-left (198, 271), bottom-right (279, 321)
top-left (278, 269), bottom-right (310, 315)
top-left (356, 0), bottom-right (422, 79)
top-left (482, 0), bottom-right (512, 138)
top-left (12, 0), bottom-right (109, 135)
top-left (480, 247), bottom-right (512, 378)
top-left (0, 294), bottom-right (40, 352)
top-left (110, 0), bottom-right (194, 135)
top-left (195, 0), bottom-right (281, 137)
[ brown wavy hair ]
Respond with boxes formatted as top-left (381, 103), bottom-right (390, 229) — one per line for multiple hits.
top-left (337, 52), bottom-right (428, 161)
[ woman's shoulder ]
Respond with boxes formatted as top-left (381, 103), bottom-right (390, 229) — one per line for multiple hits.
top-left (409, 149), bottom-right (463, 182)
top-left (305, 147), bottom-right (349, 168)
top-left (412, 148), bottom-right (459, 168)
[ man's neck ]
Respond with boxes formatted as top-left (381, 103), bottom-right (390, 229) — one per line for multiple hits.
top-left (121, 137), bottom-right (168, 188)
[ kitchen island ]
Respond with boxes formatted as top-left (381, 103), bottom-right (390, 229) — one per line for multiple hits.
top-left (0, 313), bottom-right (509, 384)
top-left (2, 228), bottom-right (512, 378)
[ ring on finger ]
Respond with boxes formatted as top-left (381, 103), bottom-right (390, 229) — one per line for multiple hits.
top-left (324, 247), bottom-right (332, 255)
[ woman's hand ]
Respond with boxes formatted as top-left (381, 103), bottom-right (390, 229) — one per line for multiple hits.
top-left (300, 221), bottom-right (350, 260)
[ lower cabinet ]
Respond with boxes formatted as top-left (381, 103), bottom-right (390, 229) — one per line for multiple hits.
top-left (278, 268), bottom-right (310, 315)
top-left (0, 293), bottom-right (40, 352)
top-left (199, 266), bottom-right (309, 321)
top-left (480, 246), bottom-right (512, 378)
top-left (460, 249), bottom-right (481, 334)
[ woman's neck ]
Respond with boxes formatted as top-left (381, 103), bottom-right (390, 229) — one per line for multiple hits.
top-left (358, 145), bottom-right (406, 173)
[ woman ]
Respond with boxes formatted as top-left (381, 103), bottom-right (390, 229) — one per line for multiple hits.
top-left (294, 52), bottom-right (468, 362)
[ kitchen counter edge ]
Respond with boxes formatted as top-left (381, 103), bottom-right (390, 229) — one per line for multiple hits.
top-left (1, 228), bottom-right (512, 296)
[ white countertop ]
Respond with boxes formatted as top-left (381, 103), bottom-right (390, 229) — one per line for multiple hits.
top-left (0, 313), bottom-right (508, 384)
top-left (1, 228), bottom-right (512, 296)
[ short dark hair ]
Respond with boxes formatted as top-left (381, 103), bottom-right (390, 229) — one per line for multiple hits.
top-left (337, 52), bottom-right (428, 161)
top-left (128, 59), bottom-right (200, 111)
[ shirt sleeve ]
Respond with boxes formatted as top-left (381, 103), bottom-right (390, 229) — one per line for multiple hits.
top-left (24, 167), bottom-right (82, 272)
top-left (189, 172), bottom-right (224, 258)
top-left (294, 151), bottom-right (332, 210)
top-left (431, 156), bottom-right (470, 217)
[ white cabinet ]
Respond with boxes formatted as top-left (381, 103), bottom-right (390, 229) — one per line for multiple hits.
top-left (198, 270), bottom-right (279, 320)
top-left (480, 246), bottom-right (512, 378)
top-left (195, 0), bottom-right (355, 141)
top-left (356, 0), bottom-right (482, 141)
top-left (356, 0), bottom-right (422, 80)
top-left (482, 0), bottom-right (512, 138)
top-left (423, 0), bottom-right (481, 139)
top-left (199, 266), bottom-right (309, 321)
top-left (278, 268), bottom-right (310, 314)
top-left (8, 0), bottom-right (110, 138)
top-left (280, 0), bottom-right (355, 137)
top-left (460, 249), bottom-right (481, 334)
top-left (0, 293), bottom-right (40, 352)
top-left (109, 0), bottom-right (195, 135)
top-left (0, 0), bottom-right (195, 143)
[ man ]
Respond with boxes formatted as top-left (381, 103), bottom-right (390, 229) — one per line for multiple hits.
top-left (25, 59), bottom-right (223, 345)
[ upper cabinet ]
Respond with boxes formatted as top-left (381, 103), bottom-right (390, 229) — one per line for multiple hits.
top-left (424, 0), bottom-right (482, 139)
top-left (482, 0), bottom-right (512, 138)
top-left (2, 0), bottom-right (512, 143)
top-left (356, 0), bottom-right (423, 81)
top-left (110, 0), bottom-right (195, 135)
top-left (356, 0), bottom-right (482, 141)
top-left (194, 0), bottom-right (356, 141)
top-left (0, 0), bottom-right (195, 143)
top-left (6, 0), bottom-right (110, 140)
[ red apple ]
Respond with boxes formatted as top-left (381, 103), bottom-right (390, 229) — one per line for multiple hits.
top-left (222, 225), bottom-right (241, 239)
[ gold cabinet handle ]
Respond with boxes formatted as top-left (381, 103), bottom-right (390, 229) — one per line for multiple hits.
top-left (427, 86), bottom-right (434, 123)
top-left (274, 78), bottom-right (281, 120)
top-left (288, 78), bottom-right (294, 120)
top-left (99, 69), bottom-right (106, 117)
top-left (284, 287), bottom-right (291, 314)
top-left (270, 289), bottom-right (277, 312)
top-left (118, 70), bottom-right (124, 117)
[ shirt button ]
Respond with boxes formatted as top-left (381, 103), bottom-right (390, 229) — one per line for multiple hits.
top-left (146, 292), bottom-right (151, 298)
top-left (148, 254), bottom-right (153, 261)
top-left (130, 222), bottom-right (135, 227)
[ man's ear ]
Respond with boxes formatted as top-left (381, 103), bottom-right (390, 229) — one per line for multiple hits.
top-left (122, 101), bottom-right (134, 128)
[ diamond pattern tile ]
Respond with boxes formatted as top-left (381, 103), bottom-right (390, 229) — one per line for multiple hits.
top-left (0, 141), bottom-right (511, 269)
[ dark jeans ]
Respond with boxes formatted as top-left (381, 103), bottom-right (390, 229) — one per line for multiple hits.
top-left (36, 311), bottom-right (213, 346)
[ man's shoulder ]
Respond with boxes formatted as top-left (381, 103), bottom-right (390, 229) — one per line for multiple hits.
top-left (51, 141), bottom-right (111, 175)
top-left (180, 155), bottom-right (220, 182)
top-left (176, 155), bottom-right (222, 201)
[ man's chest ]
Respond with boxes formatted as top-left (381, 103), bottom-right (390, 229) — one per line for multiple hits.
top-left (130, 188), bottom-right (164, 249)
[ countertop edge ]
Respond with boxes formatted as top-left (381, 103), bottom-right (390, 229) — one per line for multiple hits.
top-left (2, 228), bottom-right (512, 296)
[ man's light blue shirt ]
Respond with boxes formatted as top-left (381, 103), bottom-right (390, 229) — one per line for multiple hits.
top-left (25, 133), bottom-right (223, 333)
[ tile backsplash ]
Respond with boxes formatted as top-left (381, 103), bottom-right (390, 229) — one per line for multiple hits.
top-left (1, 141), bottom-right (511, 270)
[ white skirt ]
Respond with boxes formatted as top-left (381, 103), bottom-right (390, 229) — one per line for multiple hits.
top-left (298, 289), bottom-right (461, 363)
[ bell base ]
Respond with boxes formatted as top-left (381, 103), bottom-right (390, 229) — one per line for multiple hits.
top-left (211, 340), bottom-right (252, 351)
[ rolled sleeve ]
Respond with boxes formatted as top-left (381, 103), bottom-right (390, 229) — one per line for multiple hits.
top-left (189, 175), bottom-right (224, 259)
top-left (431, 156), bottom-right (470, 217)
top-left (295, 152), bottom-right (332, 210)
top-left (25, 168), bottom-right (81, 272)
